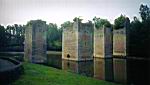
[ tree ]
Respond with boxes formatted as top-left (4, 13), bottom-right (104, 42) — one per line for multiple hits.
top-left (0, 25), bottom-right (8, 51)
top-left (114, 14), bottom-right (126, 29)
top-left (47, 23), bottom-right (62, 51)
top-left (93, 16), bottom-right (111, 29)
top-left (129, 4), bottom-right (150, 58)
top-left (139, 4), bottom-right (150, 21)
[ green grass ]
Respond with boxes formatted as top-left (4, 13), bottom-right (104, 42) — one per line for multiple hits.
top-left (12, 62), bottom-right (121, 85)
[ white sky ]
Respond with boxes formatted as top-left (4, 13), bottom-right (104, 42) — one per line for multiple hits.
top-left (0, 0), bottom-right (149, 27)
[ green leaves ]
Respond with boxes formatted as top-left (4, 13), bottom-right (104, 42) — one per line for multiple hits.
top-left (139, 4), bottom-right (150, 21)
top-left (93, 17), bottom-right (111, 29)
top-left (47, 23), bottom-right (62, 51)
top-left (60, 21), bottom-right (72, 29)
top-left (114, 15), bottom-right (126, 29)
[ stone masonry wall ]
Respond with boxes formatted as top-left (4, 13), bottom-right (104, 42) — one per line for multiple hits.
top-left (113, 28), bottom-right (126, 56)
top-left (24, 20), bottom-right (47, 63)
top-left (78, 23), bottom-right (93, 60)
top-left (62, 25), bottom-right (78, 61)
top-left (24, 24), bottom-right (32, 62)
top-left (94, 26), bottom-right (112, 58)
top-left (113, 18), bottom-right (130, 57)
top-left (62, 20), bottom-right (93, 61)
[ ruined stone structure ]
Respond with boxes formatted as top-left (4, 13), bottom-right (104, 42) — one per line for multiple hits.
top-left (24, 20), bottom-right (47, 63)
top-left (113, 18), bottom-right (130, 57)
top-left (62, 19), bottom-right (93, 61)
top-left (94, 26), bottom-right (112, 58)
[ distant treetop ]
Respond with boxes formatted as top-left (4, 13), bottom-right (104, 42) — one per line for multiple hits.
top-left (139, 4), bottom-right (150, 21)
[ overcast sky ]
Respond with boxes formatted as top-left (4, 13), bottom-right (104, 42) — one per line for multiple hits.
top-left (0, 0), bottom-right (149, 26)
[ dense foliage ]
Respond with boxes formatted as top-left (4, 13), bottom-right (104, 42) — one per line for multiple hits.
top-left (0, 25), bottom-right (8, 47)
top-left (47, 23), bottom-right (62, 51)
top-left (93, 17), bottom-right (111, 28)
top-left (60, 21), bottom-right (72, 29)
top-left (139, 4), bottom-right (150, 21)
top-left (114, 15), bottom-right (126, 29)
top-left (129, 4), bottom-right (150, 57)
top-left (0, 24), bottom-right (25, 51)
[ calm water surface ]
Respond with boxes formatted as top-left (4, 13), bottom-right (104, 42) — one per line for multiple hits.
top-left (0, 53), bottom-right (149, 85)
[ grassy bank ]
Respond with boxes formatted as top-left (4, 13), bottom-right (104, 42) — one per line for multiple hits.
top-left (0, 51), bottom-right (61, 55)
top-left (12, 62), bottom-right (120, 85)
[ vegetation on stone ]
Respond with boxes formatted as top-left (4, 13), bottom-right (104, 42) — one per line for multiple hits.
top-left (113, 15), bottom-right (126, 29)
top-left (73, 17), bottom-right (83, 22)
top-left (60, 21), bottom-right (73, 29)
top-left (26, 20), bottom-right (46, 26)
top-left (93, 16), bottom-right (111, 28)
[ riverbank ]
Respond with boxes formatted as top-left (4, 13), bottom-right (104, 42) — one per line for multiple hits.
top-left (12, 62), bottom-right (120, 85)
top-left (0, 51), bottom-right (61, 55)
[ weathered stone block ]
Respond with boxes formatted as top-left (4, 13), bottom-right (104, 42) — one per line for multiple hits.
top-left (113, 18), bottom-right (130, 57)
top-left (94, 26), bottom-right (112, 58)
top-left (24, 20), bottom-right (47, 63)
top-left (62, 19), bottom-right (93, 61)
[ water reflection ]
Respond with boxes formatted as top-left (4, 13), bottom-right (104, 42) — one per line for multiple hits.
top-left (113, 58), bottom-right (149, 85)
top-left (113, 58), bottom-right (127, 84)
top-left (94, 58), bottom-right (113, 81)
top-left (126, 58), bottom-right (149, 85)
top-left (0, 53), bottom-right (24, 61)
top-left (46, 55), bottom-right (150, 85)
top-left (0, 53), bottom-right (149, 85)
top-left (62, 60), bottom-right (93, 77)
top-left (46, 54), bottom-right (62, 69)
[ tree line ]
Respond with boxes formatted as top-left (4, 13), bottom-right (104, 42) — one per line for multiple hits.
top-left (129, 4), bottom-right (150, 58)
top-left (0, 23), bottom-right (63, 51)
top-left (0, 24), bottom-right (25, 51)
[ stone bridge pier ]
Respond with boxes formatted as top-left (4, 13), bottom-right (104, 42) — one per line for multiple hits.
top-left (24, 20), bottom-right (47, 63)
top-left (113, 18), bottom-right (130, 57)
top-left (62, 18), bottom-right (93, 61)
top-left (94, 25), bottom-right (112, 58)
